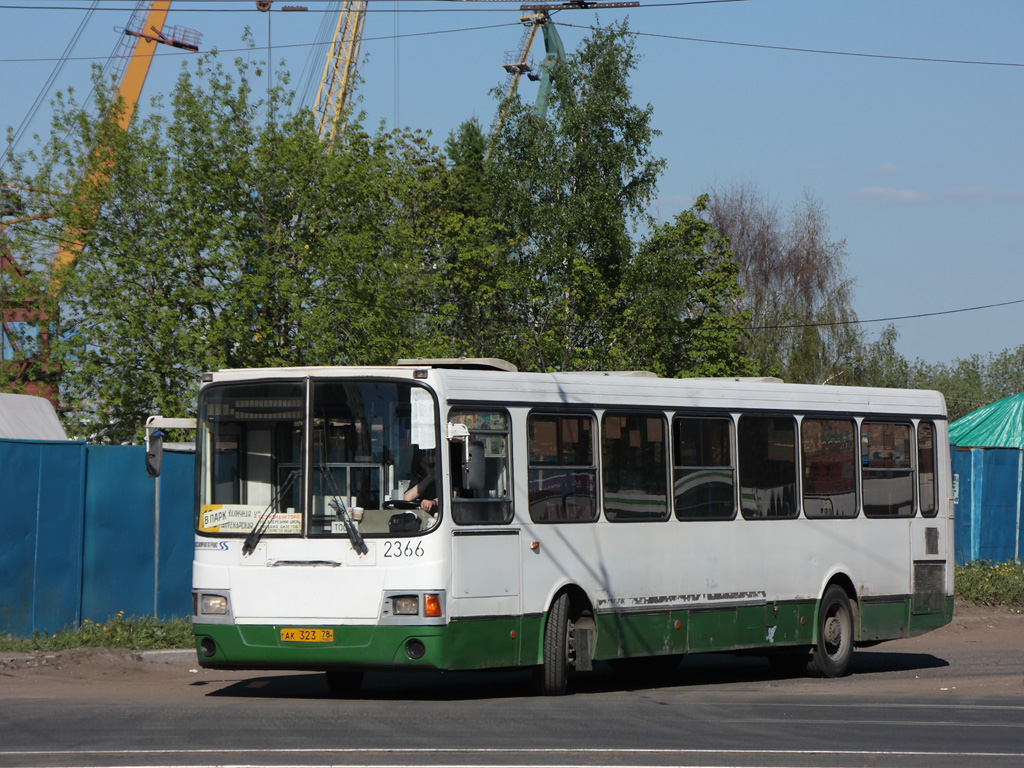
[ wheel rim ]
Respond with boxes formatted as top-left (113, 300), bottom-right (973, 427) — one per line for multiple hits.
top-left (823, 602), bottom-right (850, 659)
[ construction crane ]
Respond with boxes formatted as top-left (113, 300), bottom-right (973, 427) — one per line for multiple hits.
top-left (1, 1), bottom-right (199, 401)
top-left (499, 11), bottom-right (565, 121)
top-left (486, 10), bottom-right (565, 159)
top-left (313, 0), bottom-right (368, 149)
top-left (492, 1), bottom-right (638, 137)
top-left (54, 1), bottom-right (199, 275)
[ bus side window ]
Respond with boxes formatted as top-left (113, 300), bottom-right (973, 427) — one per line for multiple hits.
top-left (602, 412), bottom-right (669, 522)
top-left (801, 418), bottom-right (858, 518)
top-left (738, 415), bottom-right (797, 519)
top-left (528, 413), bottom-right (598, 523)
top-left (673, 416), bottom-right (735, 520)
top-left (861, 421), bottom-right (915, 518)
top-left (448, 409), bottom-right (513, 524)
top-left (918, 421), bottom-right (937, 517)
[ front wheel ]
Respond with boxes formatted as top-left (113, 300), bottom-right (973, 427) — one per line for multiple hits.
top-left (810, 585), bottom-right (854, 677)
top-left (534, 593), bottom-right (571, 695)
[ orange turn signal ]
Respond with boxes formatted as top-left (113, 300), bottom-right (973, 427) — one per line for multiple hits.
top-left (424, 593), bottom-right (442, 618)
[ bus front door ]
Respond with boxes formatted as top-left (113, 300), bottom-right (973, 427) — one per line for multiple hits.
top-left (449, 529), bottom-right (522, 668)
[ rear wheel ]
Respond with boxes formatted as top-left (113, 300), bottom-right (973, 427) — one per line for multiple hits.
top-left (534, 593), bottom-right (571, 695)
top-left (810, 585), bottom-right (854, 677)
top-left (325, 669), bottom-right (363, 696)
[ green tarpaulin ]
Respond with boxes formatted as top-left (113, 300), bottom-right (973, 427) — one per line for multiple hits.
top-left (949, 392), bottom-right (1024, 449)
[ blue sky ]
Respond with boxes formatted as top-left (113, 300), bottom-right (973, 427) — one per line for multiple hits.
top-left (2, 0), bottom-right (1021, 366)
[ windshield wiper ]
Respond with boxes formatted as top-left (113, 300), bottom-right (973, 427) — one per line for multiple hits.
top-left (328, 497), bottom-right (369, 556)
top-left (242, 469), bottom-right (299, 557)
top-left (321, 461), bottom-right (368, 557)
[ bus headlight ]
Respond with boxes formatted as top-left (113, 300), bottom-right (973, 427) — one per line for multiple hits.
top-left (392, 596), bottom-right (419, 615)
top-left (201, 594), bottom-right (229, 615)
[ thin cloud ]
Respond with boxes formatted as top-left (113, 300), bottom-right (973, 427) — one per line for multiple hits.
top-left (878, 163), bottom-right (904, 174)
top-left (855, 187), bottom-right (931, 204)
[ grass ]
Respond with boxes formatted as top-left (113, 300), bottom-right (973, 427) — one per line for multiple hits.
top-left (0, 612), bottom-right (194, 653)
top-left (1, 564), bottom-right (1021, 652)
top-left (955, 560), bottom-right (1024, 608)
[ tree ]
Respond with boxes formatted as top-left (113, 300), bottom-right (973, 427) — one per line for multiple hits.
top-left (8, 25), bottom-right (758, 439)
top-left (910, 344), bottom-right (1024, 421)
top-left (483, 21), bottom-right (750, 375)
top-left (707, 183), bottom-right (861, 383)
top-left (614, 195), bottom-right (754, 377)
top-left (848, 324), bottom-right (911, 389)
top-left (21, 52), bottom-right (454, 441)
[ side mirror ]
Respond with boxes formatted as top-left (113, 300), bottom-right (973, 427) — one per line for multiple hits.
top-left (145, 430), bottom-right (164, 478)
top-left (463, 439), bottom-right (486, 492)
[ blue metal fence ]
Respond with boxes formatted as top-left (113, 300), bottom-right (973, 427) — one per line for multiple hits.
top-left (4, 437), bottom-right (1022, 636)
top-left (952, 446), bottom-right (1023, 565)
top-left (0, 439), bottom-right (194, 637)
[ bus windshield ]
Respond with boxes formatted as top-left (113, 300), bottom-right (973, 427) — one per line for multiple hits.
top-left (196, 378), bottom-right (440, 539)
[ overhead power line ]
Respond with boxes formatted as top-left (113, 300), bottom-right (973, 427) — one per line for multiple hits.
top-left (0, 22), bottom-right (521, 65)
top-left (557, 20), bottom-right (1024, 68)
top-left (3, 9), bottom-right (1023, 69)
top-left (753, 298), bottom-right (1024, 332)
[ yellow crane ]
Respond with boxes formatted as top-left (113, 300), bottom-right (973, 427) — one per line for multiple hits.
top-left (313, 0), bottom-right (367, 148)
top-left (54, 1), bottom-right (199, 274)
top-left (1, 2), bottom-right (198, 400)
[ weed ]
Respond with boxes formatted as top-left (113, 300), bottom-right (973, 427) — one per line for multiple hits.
top-left (0, 613), bottom-right (193, 653)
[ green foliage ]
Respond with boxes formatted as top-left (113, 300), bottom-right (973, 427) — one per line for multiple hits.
top-left (910, 345), bottom-right (1024, 421)
top-left (615, 196), bottom-right (754, 377)
top-left (19, 52), bottom-right (456, 441)
top-left (1, 136), bottom-right (61, 396)
top-left (851, 326), bottom-right (1024, 420)
top-left (3, 26), bottom-right (756, 432)
top-left (484, 22), bottom-right (752, 376)
top-left (955, 561), bottom-right (1024, 608)
top-left (486, 22), bottom-right (663, 371)
top-left (0, 613), bottom-right (194, 652)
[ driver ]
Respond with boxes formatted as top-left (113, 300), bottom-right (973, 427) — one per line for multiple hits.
top-left (404, 448), bottom-right (438, 513)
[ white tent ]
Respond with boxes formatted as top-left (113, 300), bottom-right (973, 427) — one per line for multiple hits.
top-left (0, 393), bottom-right (67, 440)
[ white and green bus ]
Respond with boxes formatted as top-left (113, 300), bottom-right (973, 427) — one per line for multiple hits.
top-left (186, 358), bottom-right (953, 695)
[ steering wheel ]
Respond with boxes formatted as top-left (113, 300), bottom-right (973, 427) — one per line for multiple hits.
top-left (382, 499), bottom-right (421, 510)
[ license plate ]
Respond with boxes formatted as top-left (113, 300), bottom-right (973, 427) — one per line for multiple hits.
top-left (280, 628), bottom-right (334, 643)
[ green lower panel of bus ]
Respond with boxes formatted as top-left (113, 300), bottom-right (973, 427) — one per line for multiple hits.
top-left (593, 601), bottom-right (818, 660)
top-left (194, 595), bottom-right (953, 671)
top-left (592, 595), bottom-right (953, 661)
top-left (194, 617), bottom-right (542, 671)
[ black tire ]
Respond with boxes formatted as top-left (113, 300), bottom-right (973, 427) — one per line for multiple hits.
top-left (325, 669), bottom-right (363, 696)
top-left (810, 585), bottom-right (854, 678)
top-left (534, 593), bottom-right (571, 695)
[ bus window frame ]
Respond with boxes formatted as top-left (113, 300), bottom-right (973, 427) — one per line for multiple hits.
top-left (671, 413), bottom-right (737, 522)
top-left (600, 409), bottom-right (671, 523)
top-left (917, 419), bottom-right (938, 518)
top-left (800, 415), bottom-right (859, 520)
top-left (860, 419), bottom-right (916, 519)
top-left (448, 407), bottom-right (514, 525)
top-left (196, 378), bottom-right (307, 538)
top-left (527, 411), bottom-right (599, 524)
top-left (737, 413), bottom-right (799, 521)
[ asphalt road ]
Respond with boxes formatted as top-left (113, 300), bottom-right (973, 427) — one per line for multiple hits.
top-left (1, 604), bottom-right (1022, 768)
